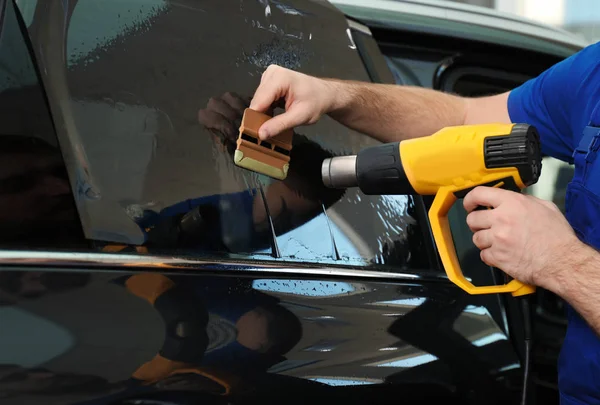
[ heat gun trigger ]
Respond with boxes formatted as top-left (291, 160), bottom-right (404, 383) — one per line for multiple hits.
top-left (457, 178), bottom-right (523, 285)
top-left (453, 177), bottom-right (518, 212)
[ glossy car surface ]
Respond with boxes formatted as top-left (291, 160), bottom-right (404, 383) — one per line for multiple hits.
top-left (0, 0), bottom-right (582, 404)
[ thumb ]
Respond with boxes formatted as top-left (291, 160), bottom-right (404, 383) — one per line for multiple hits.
top-left (258, 108), bottom-right (305, 139)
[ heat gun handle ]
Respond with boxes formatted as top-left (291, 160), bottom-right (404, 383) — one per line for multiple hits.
top-left (428, 185), bottom-right (536, 297)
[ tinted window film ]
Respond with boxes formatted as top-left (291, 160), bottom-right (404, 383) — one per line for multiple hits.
top-left (19, 0), bottom-right (426, 269)
top-left (0, 0), bottom-right (51, 144)
top-left (0, 0), bottom-right (84, 249)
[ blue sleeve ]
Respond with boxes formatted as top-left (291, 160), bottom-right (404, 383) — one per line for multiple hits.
top-left (507, 42), bottom-right (600, 164)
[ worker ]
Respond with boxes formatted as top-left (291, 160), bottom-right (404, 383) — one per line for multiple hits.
top-left (249, 42), bottom-right (600, 405)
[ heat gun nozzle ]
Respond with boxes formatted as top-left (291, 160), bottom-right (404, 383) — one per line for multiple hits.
top-left (321, 156), bottom-right (358, 189)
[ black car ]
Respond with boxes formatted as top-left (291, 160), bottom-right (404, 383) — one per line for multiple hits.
top-left (0, 0), bottom-right (584, 404)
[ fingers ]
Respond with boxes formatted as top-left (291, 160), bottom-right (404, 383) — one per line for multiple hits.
top-left (250, 64), bottom-right (325, 139)
top-left (198, 109), bottom-right (237, 140)
top-left (250, 82), bottom-right (284, 117)
top-left (222, 92), bottom-right (250, 116)
top-left (207, 96), bottom-right (239, 123)
top-left (253, 67), bottom-right (285, 113)
top-left (480, 249), bottom-right (493, 267)
top-left (465, 209), bottom-right (494, 232)
top-left (250, 66), bottom-right (286, 113)
top-left (258, 107), bottom-right (306, 140)
top-left (472, 229), bottom-right (493, 249)
top-left (463, 186), bottom-right (510, 213)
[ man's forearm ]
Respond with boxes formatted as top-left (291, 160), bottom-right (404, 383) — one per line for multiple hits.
top-left (324, 80), bottom-right (511, 143)
top-left (548, 240), bottom-right (600, 336)
top-left (324, 81), bottom-right (465, 143)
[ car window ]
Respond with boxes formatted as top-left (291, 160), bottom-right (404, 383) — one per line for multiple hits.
top-left (0, 0), bottom-right (49, 142)
top-left (13, 0), bottom-right (428, 271)
top-left (0, 0), bottom-right (84, 249)
top-left (14, 0), bottom-right (35, 26)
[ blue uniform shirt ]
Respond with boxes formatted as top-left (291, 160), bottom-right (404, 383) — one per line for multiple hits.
top-left (508, 41), bottom-right (600, 405)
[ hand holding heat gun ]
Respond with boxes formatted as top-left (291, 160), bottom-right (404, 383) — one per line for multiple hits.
top-left (321, 123), bottom-right (542, 297)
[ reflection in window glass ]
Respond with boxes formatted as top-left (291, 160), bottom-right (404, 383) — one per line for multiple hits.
top-left (15, 0), bottom-right (37, 27)
top-left (0, 0), bottom-right (84, 249)
top-left (326, 192), bottom-right (422, 268)
top-left (0, 1), bottom-right (51, 141)
top-left (65, 0), bottom-right (168, 68)
top-left (274, 214), bottom-right (338, 263)
top-left (265, 151), bottom-right (428, 269)
top-left (16, 0), bottom-right (427, 268)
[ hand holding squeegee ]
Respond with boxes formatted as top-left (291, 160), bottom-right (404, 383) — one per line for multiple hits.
top-left (234, 108), bottom-right (293, 180)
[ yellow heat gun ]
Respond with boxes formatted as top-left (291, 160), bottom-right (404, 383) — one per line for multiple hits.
top-left (321, 123), bottom-right (542, 297)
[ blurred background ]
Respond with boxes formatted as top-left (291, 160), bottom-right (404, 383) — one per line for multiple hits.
top-left (446, 0), bottom-right (599, 45)
top-left (436, 0), bottom-right (596, 215)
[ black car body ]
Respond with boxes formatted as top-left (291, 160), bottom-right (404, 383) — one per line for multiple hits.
top-left (0, 0), bottom-right (584, 404)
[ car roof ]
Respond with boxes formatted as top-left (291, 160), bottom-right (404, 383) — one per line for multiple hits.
top-left (330, 0), bottom-right (587, 58)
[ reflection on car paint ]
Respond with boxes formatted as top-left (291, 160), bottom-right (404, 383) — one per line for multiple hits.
top-left (371, 353), bottom-right (438, 368)
top-left (252, 279), bottom-right (356, 297)
top-left (0, 307), bottom-right (75, 367)
top-left (0, 268), bottom-right (522, 403)
top-left (498, 363), bottom-right (521, 372)
top-left (372, 297), bottom-right (427, 307)
top-left (308, 377), bottom-right (381, 386)
top-left (471, 333), bottom-right (508, 347)
top-left (464, 304), bottom-right (493, 316)
top-left (300, 338), bottom-right (350, 352)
